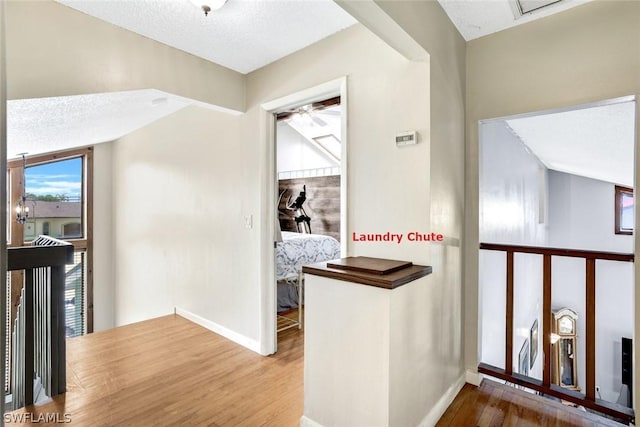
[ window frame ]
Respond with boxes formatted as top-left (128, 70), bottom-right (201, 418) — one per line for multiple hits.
top-left (7, 147), bottom-right (94, 333)
top-left (614, 185), bottom-right (634, 235)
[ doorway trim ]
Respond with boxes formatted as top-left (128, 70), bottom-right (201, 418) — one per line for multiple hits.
top-left (259, 76), bottom-right (348, 355)
top-left (478, 95), bottom-right (636, 125)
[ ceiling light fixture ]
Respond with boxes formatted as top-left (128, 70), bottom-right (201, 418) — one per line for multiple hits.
top-left (189, 0), bottom-right (228, 16)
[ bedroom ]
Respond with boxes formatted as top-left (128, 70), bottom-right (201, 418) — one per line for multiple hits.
top-left (274, 96), bottom-right (343, 333)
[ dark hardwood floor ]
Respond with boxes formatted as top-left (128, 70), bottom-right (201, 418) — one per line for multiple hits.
top-left (437, 380), bottom-right (627, 427)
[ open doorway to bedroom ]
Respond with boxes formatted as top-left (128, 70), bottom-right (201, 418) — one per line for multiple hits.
top-left (274, 96), bottom-right (344, 343)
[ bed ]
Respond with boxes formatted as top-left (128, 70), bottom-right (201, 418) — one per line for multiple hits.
top-left (276, 231), bottom-right (341, 313)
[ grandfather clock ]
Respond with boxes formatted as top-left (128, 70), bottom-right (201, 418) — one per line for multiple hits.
top-left (551, 308), bottom-right (580, 391)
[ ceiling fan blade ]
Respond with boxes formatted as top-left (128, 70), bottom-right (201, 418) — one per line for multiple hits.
top-left (311, 96), bottom-right (340, 111)
top-left (276, 111), bottom-right (295, 121)
top-left (318, 110), bottom-right (341, 116)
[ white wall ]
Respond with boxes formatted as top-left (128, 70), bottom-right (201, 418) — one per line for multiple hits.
top-left (110, 107), bottom-right (262, 346)
top-left (9, 4), bottom-right (466, 422)
top-left (304, 272), bottom-right (456, 427)
top-left (463, 4), bottom-right (640, 409)
top-left (93, 143), bottom-right (115, 332)
top-left (548, 171), bottom-right (634, 402)
top-left (104, 24), bottom-right (434, 351)
top-left (549, 171), bottom-right (634, 253)
top-left (276, 122), bottom-right (337, 173)
top-left (250, 15), bottom-right (464, 423)
top-left (249, 24), bottom-right (432, 264)
top-left (304, 275), bottom-right (391, 427)
top-left (248, 1), bottom-right (466, 419)
top-left (479, 120), bottom-right (547, 379)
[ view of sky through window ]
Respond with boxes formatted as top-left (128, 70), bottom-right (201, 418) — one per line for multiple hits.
top-left (23, 157), bottom-right (83, 241)
top-left (25, 157), bottom-right (82, 201)
top-left (621, 192), bottom-right (634, 231)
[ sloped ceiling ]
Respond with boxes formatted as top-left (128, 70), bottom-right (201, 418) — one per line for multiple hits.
top-left (7, 90), bottom-right (232, 159)
top-left (12, 0), bottom-right (632, 168)
top-left (9, 0), bottom-right (357, 158)
top-left (505, 100), bottom-right (636, 187)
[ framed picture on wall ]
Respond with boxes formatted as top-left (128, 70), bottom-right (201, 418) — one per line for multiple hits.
top-left (530, 319), bottom-right (539, 369)
top-left (519, 339), bottom-right (530, 377)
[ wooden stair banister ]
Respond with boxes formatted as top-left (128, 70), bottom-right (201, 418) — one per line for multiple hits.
top-left (479, 242), bottom-right (635, 424)
top-left (7, 236), bottom-right (73, 409)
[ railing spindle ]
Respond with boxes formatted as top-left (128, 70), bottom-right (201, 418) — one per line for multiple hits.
top-left (542, 254), bottom-right (552, 387)
top-left (50, 265), bottom-right (66, 394)
top-left (586, 257), bottom-right (596, 401)
top-left (479, 242), bottom-right (635, 423)
top-left (23, 269), bottom-right (34, 406)
top-left (505, 251), bottom-right (514, 375)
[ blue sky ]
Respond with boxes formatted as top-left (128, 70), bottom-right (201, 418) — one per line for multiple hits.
top-left (25, 157), bottom-right (82, 199)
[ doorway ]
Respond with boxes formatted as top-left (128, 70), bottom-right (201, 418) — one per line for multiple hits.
top-left (259, 77), bottom-right (348, 354)
top-left (274, 96), bottom-right (343, 340)
top-left (477, 96), bottom-right (636, 422)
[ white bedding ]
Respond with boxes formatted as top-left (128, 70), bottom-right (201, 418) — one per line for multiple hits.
top-left (276, 232), bottom-right (340, 311)
top-left (276, 231), bottom-right (340, 281)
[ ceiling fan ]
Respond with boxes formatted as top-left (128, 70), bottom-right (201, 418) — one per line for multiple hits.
top-left (276, 96), bottom-right (341, 126)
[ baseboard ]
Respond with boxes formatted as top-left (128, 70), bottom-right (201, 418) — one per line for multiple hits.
top-left (418, 373), bottom-right (465, 427)
top-left (175, 307), bottom-right (261, 354)
top-left (300, 415), bottom-right (324, 427)
top-left (465, 368), bottom-right (483, 386)
top-left (301, 374), bottom-right (467, 427)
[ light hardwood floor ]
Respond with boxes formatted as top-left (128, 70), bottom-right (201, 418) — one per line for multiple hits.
top-left (12, 314), bottom-right (303, 426)
top-left (436, 380), bottom-right (627, 427)
top-left (12, 315), bottom-right (624, 426)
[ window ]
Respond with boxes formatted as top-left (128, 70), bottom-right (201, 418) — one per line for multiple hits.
top-left (23, 156), bottom-right (83, 242)
top-left (65, 251), bottom-right (86, 338)
top-left (313, 135), bottom-right (341, 162)
top-left (615, 185), bottom-right (634, 235)
top-left (62, 222), bottom-right (81, 239)
top-left (7, 147), bottom-right (93, 337)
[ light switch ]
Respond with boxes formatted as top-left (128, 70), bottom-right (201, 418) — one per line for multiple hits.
top-left (244, 215), bottom-right (253, 229)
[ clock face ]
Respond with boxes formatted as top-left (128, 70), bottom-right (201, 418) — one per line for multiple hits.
top-left (559, 316), bottom-right (573, 334)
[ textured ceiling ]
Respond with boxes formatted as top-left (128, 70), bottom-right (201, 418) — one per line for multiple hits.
top-left (7, 90), bottom-right (230, 159)
top-left (55, 0), bottom-right (357, 74)
top-left (437, 0), bottom-right (592, 41)
top-left (506, 100), bottom-right (636, 187)
top-left (18, 0), bottom-right (624, 164)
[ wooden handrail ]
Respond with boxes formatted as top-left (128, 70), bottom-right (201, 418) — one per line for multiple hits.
top-left (479, 242), bottom-right (635, 423)
top-left (8, 244), bottom-right (74, 271)
top-left (480, 242), bottom-right (634, 262)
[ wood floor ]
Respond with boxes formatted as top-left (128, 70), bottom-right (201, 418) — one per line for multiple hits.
top-left (11, 314), bottom-right (304, 426)
top-left (437, 380), bottom-right (627, 427)
top-left (10, 314), bottom-right (627, 427)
